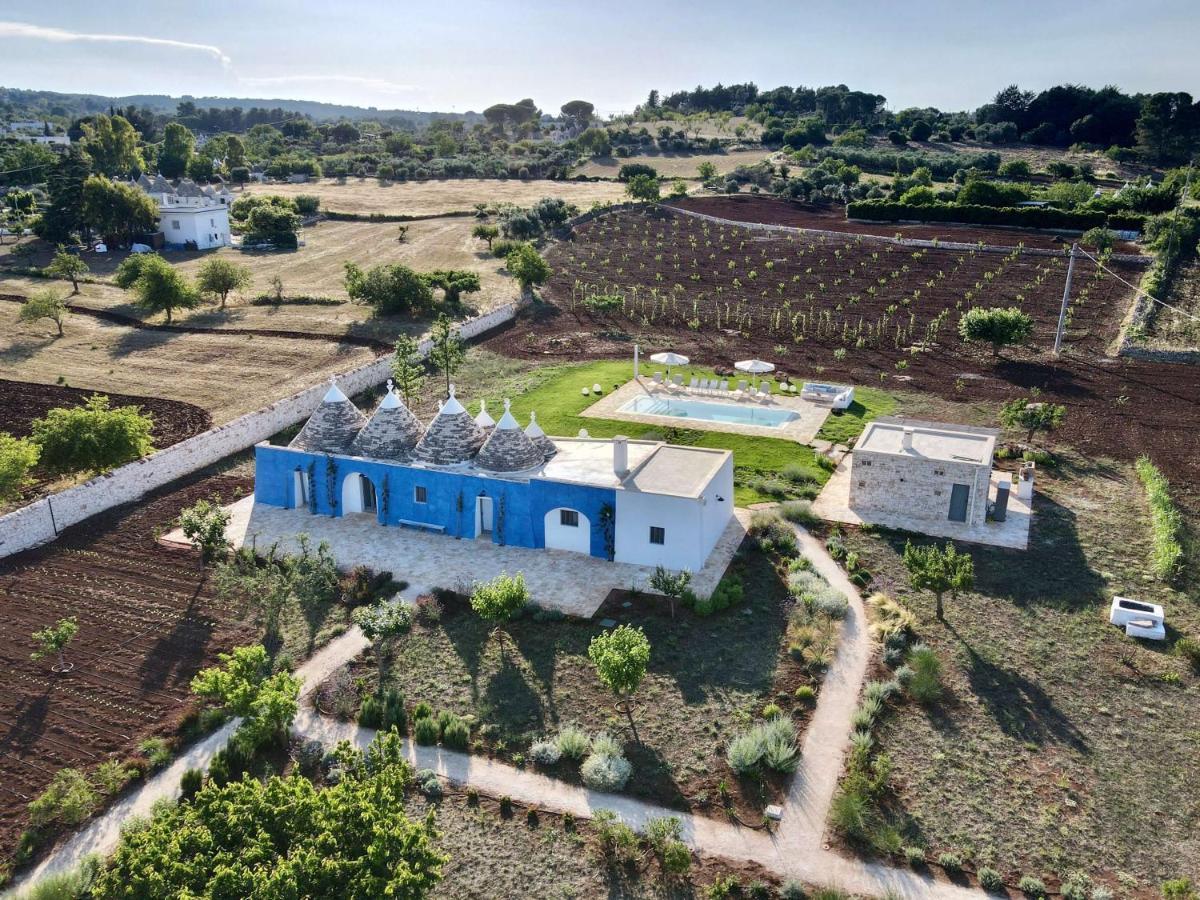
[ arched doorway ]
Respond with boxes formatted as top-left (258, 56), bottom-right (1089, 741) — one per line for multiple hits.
top-left (544, 507), bottom-right (590, 555)
top-left (340, 473), bottom-right (378, 516)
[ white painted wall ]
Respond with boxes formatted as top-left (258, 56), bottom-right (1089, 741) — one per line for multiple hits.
top-left (543, 507), bottom-right (590, 554)
top-left (341, 475), bottom-right (364, 514)
top-left (699, 455), bottom-right (735, 554)
top-left (0, 297), bottom-right (527, 560)
top-left (161, 204), bottom-right (230, 249)
top-left (614, 491), bottom-right (703, 572)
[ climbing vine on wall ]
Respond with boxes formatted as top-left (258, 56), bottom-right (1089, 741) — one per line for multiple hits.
top-left (496, 493), bottom-right (506, 546)
top-left (381, 474), bottom-right (390, 519)
top-left (325, 455), bottom-right (338, 514)
top-left (306, 462), bottom-right (317, 515)
top-left (456, 491), bottom-right (464, 537)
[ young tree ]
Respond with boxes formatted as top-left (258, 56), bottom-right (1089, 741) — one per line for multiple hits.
top-left (625, 174), bottom-right (661, 202)
top-left (469, 572), bottom-right (530, 658)
top-left (179, 498), bottom-right (232, 565)
top-left (588, 624), bottom-right (651, 740)
top-left (81, 176), bottom-right (159, 248)
top-left (0, 433), bottom-right (39, 502)
top-left (32, 394), bottom-right (154, 475)
top-left (32, 616), bottom-right (79, 672)
top-left (957, 306), bottom-right (1034, 357)
top-left (902, 541), bottom-right (974, 620)
top-left (122, 254), bottom-right (201, 323)
top-left (191, 644), bottom-right (301, 749)
top-left (424, 269), bottom-right (481, 306)
top-left (471, 223), bottom-right (499, 249)
top-left (390, 335), bottom-right (426, 406)
top-left (1000, 397), bottom-right (1067, 445)
top-left (157, 121), bottom-right (195, 178)
top-left (93, 731), bottom-right (446, 898)
top-left (697, 160), bottom-right (718, 181)
top-left (18, 287), bottom-right (70, 336)
top-left (196, 257), bottom-right (252, 309)
top-left (428, 313), bottom-right (466, 397)
top-left (668, 178), bottom-right (689, 199)
top-left (649, 566), bottom-right (692, 619)
top-left (44, 247), bottom-right (89, 293)
top-left (505, 243), bottom-right (552, 294)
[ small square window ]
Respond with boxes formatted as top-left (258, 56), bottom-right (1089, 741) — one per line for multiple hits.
top-left (858, 481), bottom-right (865, 488)
top-left (934, 468), bottom-right (945, 476)
top-left (560, 509), bottom-right (579, 527)
top-left (414, 485), bottom-right (427, 504)
top-left (649, 526), bottom-right (665, 545)
top-left (171, 220), bottom-right (180, 230)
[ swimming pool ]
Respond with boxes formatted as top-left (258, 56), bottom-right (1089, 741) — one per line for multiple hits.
top-left (620, 395), bottom-right (799, 428)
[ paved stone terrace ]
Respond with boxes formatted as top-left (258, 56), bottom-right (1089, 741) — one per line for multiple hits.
top-left (813, 458), bottom-right (1033, 550)
top-left (165, 496), bottom-right (751, 617)
top-left (581, 378), bottom-right (831, 444)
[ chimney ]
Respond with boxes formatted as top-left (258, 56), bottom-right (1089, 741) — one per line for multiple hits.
top-left (613, 435), bottom-right (629, 476)
top-left (901, 427), bottom-right (915, 451)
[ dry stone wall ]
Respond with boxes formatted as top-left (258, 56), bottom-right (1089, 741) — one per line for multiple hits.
top-left (0, 299), bottom-right (525, 560)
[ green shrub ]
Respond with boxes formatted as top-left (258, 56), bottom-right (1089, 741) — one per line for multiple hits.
top-left (1162, 878), bottom-right (1198, 900)
top-left (761, 703), bottom-right (783, 719)
top-left (906, 644), bottom-right (943, 704)
top-left (750, 513), bottom-right (798, 556)
top-left (581, 751), bottom-right (632, 791)
top-left (726, 717), bottom-right (798, 775)
top-left (441, 716), bottom-right (470, 750)
top-left (554, 724), bottom-right (591, 761)
top-left (828, 786), bottom-right (872, 842)
top-left (413, 716), bottom-right (439, 745)
top-left (794, 685), bottom-right (816, 705)
top-left (352, 600), bottom-right (414, 639)
top-left (1135, 456), bottom-right (1185, 582)
top-left (904, 845), bottom-right (926, 866)
top-left (179, 767), bottom-right (204, 801)
top-left (0, 432), bottom-right (40, 502)
top-left (92, 760), bottom-right (134, 796)
top-left (695, 573), bottom-right (744, 616)
top-left (1018, 875), bottom-right (1047, 897)
top-left (139, 737), bottom-right (171, 770)
top-left (412, 701), bottom-right (433, 720)
top-left (1061, 872), bottom-right (1094, 900)
top-left (1176, 637), bottom-right (1200, 673)
top-left (661, 839), bottom-right (691, 875)
top-left (28, 768), bottom-right (98, 827)
top-left (978, 867), bottom-right (1004, 892)
top-left (937, 852), bottom-right (963, 872)
top-left (779, 499), bottom-right (820, 526)
top-left (528, 740), bottom-right (562, 766)
top-left (491, 238), bottom-right (528, 259)
top-left (18, 855), bottom-right (100, 900)
top-left (779, 880), bottom-right (807, 899)
top-left (592, 809), bottom-right (638, 860)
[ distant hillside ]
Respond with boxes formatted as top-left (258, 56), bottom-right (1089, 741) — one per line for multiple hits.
top-left (0, 86), bottom-right (482, 126)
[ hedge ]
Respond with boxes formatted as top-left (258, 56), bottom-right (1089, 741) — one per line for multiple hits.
top-left (1134, 456), bottom-right (1185, 582)
top-left (847, 200), bottom-right (1143, 233)
top-left (322, 210), bottom-right (474, 223)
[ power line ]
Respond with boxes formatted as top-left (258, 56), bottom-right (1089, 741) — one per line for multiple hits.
top-left (1074, 244), bottom-right (1200, 324)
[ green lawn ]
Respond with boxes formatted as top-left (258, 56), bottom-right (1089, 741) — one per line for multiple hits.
top-left (468, 358), bottom-right (830, 505)
top-left (812, 385), bottom-right (898, 447)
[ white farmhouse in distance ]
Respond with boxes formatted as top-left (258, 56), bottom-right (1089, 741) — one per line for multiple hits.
top-left (133, 175), bottom-right (233, 250)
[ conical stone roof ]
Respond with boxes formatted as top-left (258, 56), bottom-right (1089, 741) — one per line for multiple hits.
top-left (525, 411), bottom-right (558, 459)
top-left (412, 385), bottom-right (485, 466)
top-left (476, 400), bottom-right (545, 473)
top-left (350, 387), bottom-right (423, 460)
top-left (290, 381), bottom-right (367, 453)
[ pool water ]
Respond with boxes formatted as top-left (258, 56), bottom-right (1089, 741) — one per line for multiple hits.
top-left (621, 395), bottom-right (798, 428)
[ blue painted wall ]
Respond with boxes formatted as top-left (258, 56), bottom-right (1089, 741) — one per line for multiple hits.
top-left (253, 444), bottom-right (615, 558)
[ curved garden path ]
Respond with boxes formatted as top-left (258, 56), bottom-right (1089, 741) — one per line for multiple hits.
top-left (10, 526), bottom-right (983, 898)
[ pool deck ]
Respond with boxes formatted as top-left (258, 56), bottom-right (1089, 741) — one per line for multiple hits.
top-left (580, 378), bottom-right (831, 444)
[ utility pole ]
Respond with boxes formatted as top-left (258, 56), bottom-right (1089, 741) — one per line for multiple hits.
top-left (1053, 242), bottom-right (1077, 355)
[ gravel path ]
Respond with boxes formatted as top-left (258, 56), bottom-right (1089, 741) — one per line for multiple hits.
top-left (12, 527), bottom-right (983, 898)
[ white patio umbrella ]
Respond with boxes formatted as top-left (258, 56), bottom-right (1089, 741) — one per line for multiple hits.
top-left (735, 358), bottom-right (775, 388)
top-left (649, 351), bottom-right (689, 379)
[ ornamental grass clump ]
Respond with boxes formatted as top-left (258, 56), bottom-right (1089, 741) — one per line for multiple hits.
top-left (554, 724), bottom-right (591, 761)
top-left (725, 716), bottom-right (799, 776)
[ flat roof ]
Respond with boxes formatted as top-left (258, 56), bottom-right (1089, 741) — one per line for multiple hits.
top-left (854, 417), bottom-right (997, 466)
top-left (540, 437), bottom-right (728, 498)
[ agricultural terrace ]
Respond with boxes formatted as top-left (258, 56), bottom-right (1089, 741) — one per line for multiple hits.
top-left (0, 474), bottom-right (357, 865)
top-left (838, 443), bottom-right (1200, 890)
top-left (575, 149), bottom-right (775, 180)
top-left (0, 297), bottom-right (379, 423)
top-left (1139, 256), bottom-right (1200, 352)
top-left (240, 178), bottom-right (629, 217)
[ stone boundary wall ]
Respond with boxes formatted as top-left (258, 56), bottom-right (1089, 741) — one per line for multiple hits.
top-left (0, 299), bottom-right (526, 560)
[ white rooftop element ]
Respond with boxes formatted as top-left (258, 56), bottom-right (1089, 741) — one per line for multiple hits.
top-left (322, 380), bottom-right (348, 403)
top-left (441, 384), bottom-right (466, 415)
top-left (855, 417), bottom-right (998, 466)
top-left (1109, 596), bottom-right (1165, 640)
top-left (541, 438), bottom-right (728, 498)
top-left (474, 400), bottom-right (495, 429)
top-left (378, 389), bottom-right (401, 410)
top-left (495, 398), bottom-right (520, 430)
top-left (525, 412), bottom-right (545, 439)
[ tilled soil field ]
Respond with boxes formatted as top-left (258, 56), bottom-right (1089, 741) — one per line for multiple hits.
top-left (0, 377), bottom-right (212, 444)
top-left (489, 206), bottom-right (1200, 505)
top-left (668, 194), bottom-right (1141, 252)
top-left (0, 474), bottom-right (255, 859)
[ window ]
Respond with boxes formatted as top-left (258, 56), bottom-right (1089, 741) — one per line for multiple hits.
top-left (649, 526), bottom-right (665, 545)
top-left (171, 220), bottom-right (180, 230)
top-left (560, 509), bottom-right (579, 527)
top-left (210, 218), bottom-right (215, 226)
top-left (414, 485), bottom-right (427, 504)
top-left (934, 468), bottom-right (945, 477)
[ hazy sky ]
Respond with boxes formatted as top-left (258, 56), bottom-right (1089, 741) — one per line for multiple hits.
top-left (0, 1), bottom-right (1195, 116)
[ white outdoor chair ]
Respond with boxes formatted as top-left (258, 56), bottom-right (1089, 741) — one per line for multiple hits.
top-left (736, 380), bottom-right (748, 397)
top-left (688, 376), bottom-right (699, 392)
top-left (719, 379), bottom-right (730, 393)
top-left (758, 384), bottom-right (771, 401)
top-left (671, 374), bottom-right (684, 390)
top-left (652, 372), bottom-right (663, 385)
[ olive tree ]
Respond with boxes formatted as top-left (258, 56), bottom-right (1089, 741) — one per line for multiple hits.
top-left (505, 243), bottom-right (552, 293)
top-left (469, 572), bottom-right (530, 658)
top-left (32, 394), bottom-right (154, 475)
top-left (902, 541), bottom-right (974, 620)
top-left (18, 287), bottom-right (70, 336)
top-left (44, 247), bottom-right (89, 293)
top-left (196, 257), bottom-right (252, 309)
top-left (179, 498), bottom-right (232, 564)
top-left (1000, 397), bottom-right (1066, 445)
top-left (32, 617), bottom-right (79, 672)
top-left (471, 223), bottom-right (499, 249)
top-left (958, 306), bottom-right (1034, 357)
top-left (588, 624), bottom-right (651, 740)
top-left (0, 433), bottom-right (39, 501)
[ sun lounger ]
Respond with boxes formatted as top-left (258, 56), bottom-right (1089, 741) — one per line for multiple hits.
top-left (719, 379), bottom-right (730, 394)
top-left (688, 376), bottom-right (699, 392)
top-left (652, 372), bottom-right (663, 385)
top-left (671, 374), bottom-right (684, 390)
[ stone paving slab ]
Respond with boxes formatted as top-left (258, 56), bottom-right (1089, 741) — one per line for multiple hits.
top-left (580, 378), bottom-right (831, 445)
top-left (165, 496), bottom-right (752, 618)
top-left (812, 458), bottom-right (1032, 550)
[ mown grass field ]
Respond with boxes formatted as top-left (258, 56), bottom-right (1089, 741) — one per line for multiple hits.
top-left (575, 149), bottom-right (775, 180)
top-left (0, 298), bottom-right (378, 423)
top-left (847, 446), bottom-right (1199, 893)
top-left (240, 178), bottom-right (629, 216)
